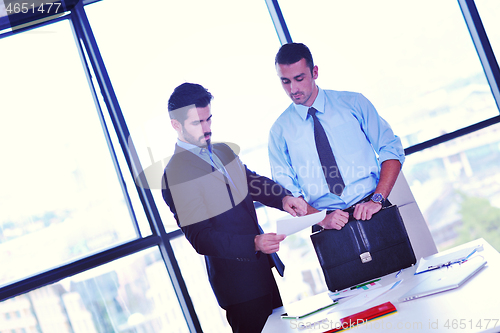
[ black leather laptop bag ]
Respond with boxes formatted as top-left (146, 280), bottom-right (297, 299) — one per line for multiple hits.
top-left (310, 205), bottom-right (416, 291)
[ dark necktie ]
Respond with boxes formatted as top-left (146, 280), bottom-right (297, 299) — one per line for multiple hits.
top-left (308, 107), bottom-right (345, 196)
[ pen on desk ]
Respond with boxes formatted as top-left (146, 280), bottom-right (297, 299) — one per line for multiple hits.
top-left (351, 278), bottom-right (381, 289)
top-left (395, 269), bottom-right (402, 278)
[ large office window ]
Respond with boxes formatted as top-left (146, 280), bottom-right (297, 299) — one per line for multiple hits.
top-left (1, 0), bottom-right (499, 331)
top-left (0, 21), bottom-right (142, 287)
top-left (1, 248), bottom-right (189, 332)
top-left (276, 0), bottom-right (500, 253)
top-left (0, 19), bottom-right (186, 332)
top-left (279, 0), bottom-right (498, 146)
top-left (405, 122), bottom-right (500, 250)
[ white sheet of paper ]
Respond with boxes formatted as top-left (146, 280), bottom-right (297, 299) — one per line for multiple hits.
top-left (276, 210), bottom-right (326, 236)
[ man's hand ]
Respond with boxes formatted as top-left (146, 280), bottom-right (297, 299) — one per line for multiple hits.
top-left (254, 233), bottom-right (286, 254)
top-left (318, 209), bottom-right (349, 230)
top-left (353, 201), bottom-right (382, 220)
top-left (282, 195), bottom-right (307, 217)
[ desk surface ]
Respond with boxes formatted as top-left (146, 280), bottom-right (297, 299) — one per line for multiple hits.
top-left (263, 239), bottom-right (500, 333)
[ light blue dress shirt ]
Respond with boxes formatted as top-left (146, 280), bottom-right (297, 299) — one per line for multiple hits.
top-left (268, 87), bottom-right (405, 211)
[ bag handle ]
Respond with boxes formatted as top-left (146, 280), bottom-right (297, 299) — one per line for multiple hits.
top-left (343, 206), bottom-right (379, 263)
top-left (343, 204), bottom-right (392, 222)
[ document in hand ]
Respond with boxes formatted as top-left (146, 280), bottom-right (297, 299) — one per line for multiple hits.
top-left (276, 210), bottom-right (326, 236)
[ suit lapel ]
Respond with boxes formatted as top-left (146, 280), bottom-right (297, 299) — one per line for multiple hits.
top-left (174, 144), bottom-right (226, 183)
top-left (213, 145), bottom-right (258, 219)
top-left (175, 143), bottom-right (260, 226)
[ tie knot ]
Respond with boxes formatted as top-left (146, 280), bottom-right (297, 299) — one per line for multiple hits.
top-left (308, 107), bottom-right (318, 117)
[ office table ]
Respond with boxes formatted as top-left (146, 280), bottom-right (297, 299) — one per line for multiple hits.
top-left (263, 238), bottom-right (500, 333)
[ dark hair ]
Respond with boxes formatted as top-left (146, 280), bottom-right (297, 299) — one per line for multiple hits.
top-left (275, 43), bottom-right (314, 74)
top-left (168, 83), bottom-right (213, 123)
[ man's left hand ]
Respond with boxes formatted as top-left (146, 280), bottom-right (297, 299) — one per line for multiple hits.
top-left (282, 196), bottom-right (307, 217)
top-left (353, 201), bottom-right (382, 220)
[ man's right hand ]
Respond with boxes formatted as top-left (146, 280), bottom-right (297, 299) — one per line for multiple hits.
top-left (254, 233), bottom-right (286, 254)
top-left (318, 209), bottom-right (349, 230)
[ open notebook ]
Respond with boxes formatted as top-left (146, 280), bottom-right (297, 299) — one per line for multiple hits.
top-left (398, 257), bottom-right (486, 302)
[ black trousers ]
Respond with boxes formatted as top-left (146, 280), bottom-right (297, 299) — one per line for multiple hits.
top-left (224, 277), bottom-right (282, 333)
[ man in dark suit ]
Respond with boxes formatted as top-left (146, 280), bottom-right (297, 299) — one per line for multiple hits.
top-left (161, 83), bottom-right (306, 332)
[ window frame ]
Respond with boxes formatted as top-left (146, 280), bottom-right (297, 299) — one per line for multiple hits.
top-left (0, 2), bottom-right (201, 332)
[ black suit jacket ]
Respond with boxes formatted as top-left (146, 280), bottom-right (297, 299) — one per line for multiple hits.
top-left (162, 143), bottom-right (289, 308)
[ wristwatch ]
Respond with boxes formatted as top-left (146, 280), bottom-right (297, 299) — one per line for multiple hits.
top-left (371, 193), bottom-right (385, 204)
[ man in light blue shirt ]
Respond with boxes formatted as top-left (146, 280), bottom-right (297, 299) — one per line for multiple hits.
top-left (269, 43), bottom-right (405, 230)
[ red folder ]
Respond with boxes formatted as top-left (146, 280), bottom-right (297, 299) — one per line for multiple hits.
top-left (324, 301), bottom-right (397, 332)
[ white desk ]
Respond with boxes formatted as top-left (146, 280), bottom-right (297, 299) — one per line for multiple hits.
top-left (263, 239), bottom-right (500, 333)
